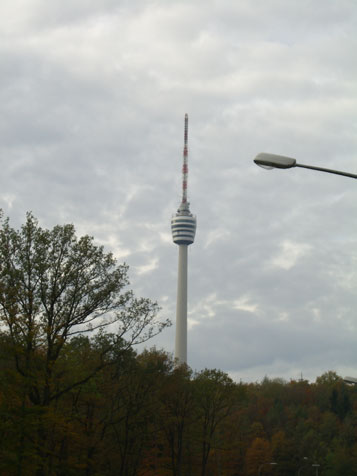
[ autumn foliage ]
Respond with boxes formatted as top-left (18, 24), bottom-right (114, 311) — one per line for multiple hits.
top-left (1, 339), bottom-right (357, 475)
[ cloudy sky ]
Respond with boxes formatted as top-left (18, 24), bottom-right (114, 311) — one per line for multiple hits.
top-left (1, 0), bottom-right (357, 383)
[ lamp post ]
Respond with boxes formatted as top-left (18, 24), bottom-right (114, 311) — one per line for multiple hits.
top-left (254, 152), bottom-right (357, 179)
top-left (312, 463), bottom-right (320, 476)
top-left (258, 462), bottom-right (277, 475)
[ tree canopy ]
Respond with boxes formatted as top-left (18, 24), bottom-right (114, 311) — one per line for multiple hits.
top-left (0, 212), bottom-right (170, 475)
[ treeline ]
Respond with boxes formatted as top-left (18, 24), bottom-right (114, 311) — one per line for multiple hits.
top-left (1, 339), bottom-right (357, 475)
top-left (1, 212), bottom-right (356, 475)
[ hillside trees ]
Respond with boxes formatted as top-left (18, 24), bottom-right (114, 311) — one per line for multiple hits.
top-left (0, 212), bottom-right (169, 475)
top-left (1, 337), bottom-right (357, 474)
top-left (157, 363), bottom-right (195, 476)
top-left (193, 369), bottom-right (238, 476)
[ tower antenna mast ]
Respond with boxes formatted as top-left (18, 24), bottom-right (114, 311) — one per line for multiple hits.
top-left (182, 113), bottom-right (188, 205)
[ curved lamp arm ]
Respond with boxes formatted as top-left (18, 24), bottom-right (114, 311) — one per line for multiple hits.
top-left (254, 153), bottom-right (357, 179)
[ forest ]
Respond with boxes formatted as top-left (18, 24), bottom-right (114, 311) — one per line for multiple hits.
top-left (1, 337), bottom-right (357, 476)
top-left (0, 213), bottom-right (357, 475)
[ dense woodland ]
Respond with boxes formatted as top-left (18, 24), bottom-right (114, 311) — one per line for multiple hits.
top-left (0, 213), bottom-right (357, 475)
top-left (1, 339), bottom-right (357, 475)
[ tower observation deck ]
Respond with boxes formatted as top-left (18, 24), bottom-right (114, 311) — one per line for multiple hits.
top-left (171, 114), bottom-right (196, 364)
top-left (171, 210), bottom-right (196, 245)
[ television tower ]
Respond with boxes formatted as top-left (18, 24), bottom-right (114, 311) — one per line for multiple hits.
top-left (171, 114), bottom-right (197, 364)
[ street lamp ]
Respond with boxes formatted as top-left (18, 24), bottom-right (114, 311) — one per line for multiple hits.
top-left (254, 152), bottom-right (357, 179)
top-left (258, 462), bottom-right (277, 475)
top-left (312, 463), bottom-right (320, 476)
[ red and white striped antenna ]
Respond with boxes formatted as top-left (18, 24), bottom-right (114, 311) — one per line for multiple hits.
top-left (181, 113), bottom-right (189, 207)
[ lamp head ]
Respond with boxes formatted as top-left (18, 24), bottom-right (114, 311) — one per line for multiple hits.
top-left (254, 153), bottom-right (296, 169)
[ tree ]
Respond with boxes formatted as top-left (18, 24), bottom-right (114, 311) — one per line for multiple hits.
top-left (158, 363), bottom-right (194, 476)
top-left (245, 437), bottom-right (272, 476)
top-left (0, 212), bottom-right (170, 475)
top-left (271, 430), bottom-right (296, 476)
top-left (316, 371), bottom-right (342, 386)
top-left (325, 446), bottom-right (357, 476)
top-left (192, 369), bottom-right (237, 476)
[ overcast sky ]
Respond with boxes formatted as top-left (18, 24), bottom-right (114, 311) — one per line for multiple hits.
top-left (1, 0), bottom-right (357, 383)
